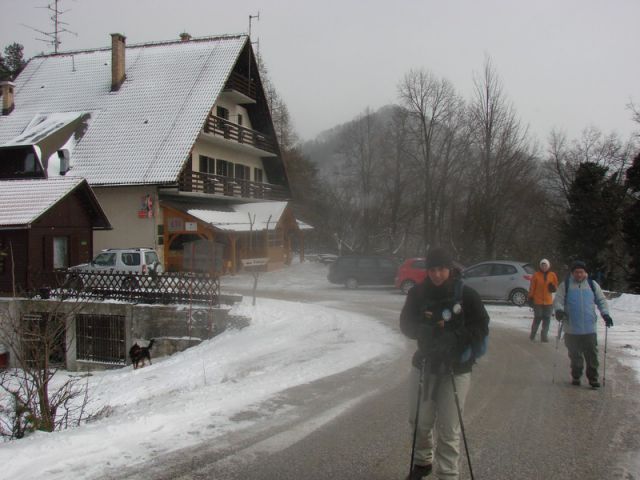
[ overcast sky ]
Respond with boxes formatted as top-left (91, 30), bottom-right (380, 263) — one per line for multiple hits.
top-left (1, 0), bottom-right (639, 144)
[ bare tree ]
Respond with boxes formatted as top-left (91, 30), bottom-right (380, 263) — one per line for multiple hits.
top-left (467, 57), bottom-right (532, 259)
top-left (0, 297), bottom-right (97, 439)
top-left (398, 69), bottom-right (460, 253)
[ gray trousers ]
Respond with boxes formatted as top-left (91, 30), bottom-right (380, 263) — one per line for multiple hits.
top-left (564, 333), bottom-right (599, 382)
top-left (530, 304), bottom-right (553, 340)
top-left (409, 367), bottom-right (471, 480)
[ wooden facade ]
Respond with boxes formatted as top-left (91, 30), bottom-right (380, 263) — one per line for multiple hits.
top-left (0, 187), bottom-right (109, 293)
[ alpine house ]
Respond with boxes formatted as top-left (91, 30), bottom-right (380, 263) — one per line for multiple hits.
top-left (0, 33), bottom-right (305, 275)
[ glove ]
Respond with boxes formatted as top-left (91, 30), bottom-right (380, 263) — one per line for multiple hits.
top-left (603, 314), bottom-right (613, 328)
top-left (555, 310), bottom-right (565, 321)
top-left (548, 283), bottom-right (557, 293)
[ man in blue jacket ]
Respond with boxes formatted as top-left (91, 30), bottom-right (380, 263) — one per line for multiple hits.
top-left (553, 260), bottom-right (613, 388)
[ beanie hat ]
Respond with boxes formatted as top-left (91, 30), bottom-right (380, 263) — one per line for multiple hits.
top-left (570, 260), bottom-right (587, 272)
top-left (539, 259), bottom-right (550, 268)
top-left (426, 247), bottom-right (452, 269)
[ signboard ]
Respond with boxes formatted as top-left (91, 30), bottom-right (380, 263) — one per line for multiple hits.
top-left (241, 257), bottom-right (269, 268)
top-left (185, 222), bottom-right (198, 232)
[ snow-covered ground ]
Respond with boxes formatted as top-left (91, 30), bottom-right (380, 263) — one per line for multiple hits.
top-left (1, 260), bottom-right (638, 479)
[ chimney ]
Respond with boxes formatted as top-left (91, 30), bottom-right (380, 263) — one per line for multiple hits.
top-left (111, 33), bottom-right (126, 91)
top-left (1, 81), bottom-right (15, 115)
top-left (179, 32), bottom-right (192, 42)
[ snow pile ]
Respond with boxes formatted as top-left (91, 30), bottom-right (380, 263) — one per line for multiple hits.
top-left (0, 297), bottom-right (404, 480)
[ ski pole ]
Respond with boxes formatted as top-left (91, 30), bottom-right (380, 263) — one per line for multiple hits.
top-left (450, 368), bottom-right (475, 480)
top-left (409, 358), bottom-right (426, 478)
top-left (552, 320), bottom-right (564, 384)
top-left (602, 324), bottom-right (609, 388)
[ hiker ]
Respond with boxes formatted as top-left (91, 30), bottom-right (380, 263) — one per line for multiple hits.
top-left (527, 258), bottom-right (559, 342)
top-left (400, 247), bottom-right (490, 480)
top-left (553, 260), bottom-right (613, 388)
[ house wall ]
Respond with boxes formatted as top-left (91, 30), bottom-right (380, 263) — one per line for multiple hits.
top-left (215, 99), bottom-right (252, 130)
top-left (92, 185), bottom-right (161, 259)
top-left (0, 230), bottom-right (28, 292)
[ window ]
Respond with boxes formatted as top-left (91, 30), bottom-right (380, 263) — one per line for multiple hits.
top-left (379, 258), bottom-right (395, 269)
top-left (93, 252), bottom-right (116, 267)
top-left (358, 258), bottom-right (377, 268)
top-left (120, 252), bottom-right (140, 266)
top-left (492, 264), bottom-right (517, 276)
top-left (216, 106), bottom-right (229, 120)
top-left (234, 164), bottom-right (250, 180)
top-left (254, 168), bottom-right (263, 183)
top-left (145, 251), bottom-right (159, 266)
top-left (464, 264), bottom-right (493, 278)
top-left (216, 159), bottom-right (233, 177)
top-left (53, 237), bottom-right (69, 269)
top-left (199, 155), bottom-right (215, 174)
top-left (237, 114), bottom-right (243, 126)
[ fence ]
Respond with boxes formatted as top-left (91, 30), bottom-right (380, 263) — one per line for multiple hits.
top-left (26, 270), bottom-right (220, 306)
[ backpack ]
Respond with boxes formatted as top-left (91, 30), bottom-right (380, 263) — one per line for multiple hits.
top-left (454, 279), bottom-right (489, 363)
top-left (563, 275), bottom-right (596, 302)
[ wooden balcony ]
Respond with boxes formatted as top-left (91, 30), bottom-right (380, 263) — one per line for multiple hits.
top-left (178, 170), bottom-right (289, 201)
top-left (203, 115), bottom-right (278, 155)
top-left (223, 72), bottom-right (256, 102)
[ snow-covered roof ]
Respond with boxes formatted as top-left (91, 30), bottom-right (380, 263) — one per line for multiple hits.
top-left (0, 176), bottom-right (94, 227)
top-left (188, 201), bottom-right (288, 232)
top-left (0, 35), bottom-right (248, 186)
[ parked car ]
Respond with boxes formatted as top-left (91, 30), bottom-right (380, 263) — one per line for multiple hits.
top-left (395, 257), bottom-right (466, 294)
top-left (462, 260), bottom-right (534, 306)
top-left (395, 257), bottom-right (427, 294)
top-left (67, 248), bottom-right (163, 289)
top-left (328, 255), bottom-right (399, 289)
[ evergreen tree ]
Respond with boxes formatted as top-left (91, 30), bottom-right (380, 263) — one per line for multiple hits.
top-left (623, 152), bottom-right (640, 292)
top-left (560, 162), bottom-right (623, 286)
top-left (0, 43), bottom-right (27, 81)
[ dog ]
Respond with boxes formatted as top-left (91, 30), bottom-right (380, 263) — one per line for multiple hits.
top-left (129, 339), bottom-right (155, 369)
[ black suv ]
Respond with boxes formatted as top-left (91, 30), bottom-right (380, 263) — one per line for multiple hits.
top-left (328, 255), bottom-right (399, 289)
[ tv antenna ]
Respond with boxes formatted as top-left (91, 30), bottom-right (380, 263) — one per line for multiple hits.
top-left (248, 12), bottom-right (260, 40)
top-left (22, 0), bottom-right (78, 54)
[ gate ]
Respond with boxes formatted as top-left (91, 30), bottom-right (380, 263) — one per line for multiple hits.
top-left (76, 314), bottom-right (126, 364)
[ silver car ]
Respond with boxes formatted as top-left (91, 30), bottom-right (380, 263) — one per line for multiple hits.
top-left (462, 260), bottom-right (534, 306)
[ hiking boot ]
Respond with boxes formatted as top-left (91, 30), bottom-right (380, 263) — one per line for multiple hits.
top-left (571, 378), bottom-right (581, 386)
top-left (529, 333), bottom-right (536, 341)
top-left (589, 381), bottom-right (600, 389)
top-left (407, 464), bottom-right (433, 479)
top-left (541, 336), bottom-right (549, 343)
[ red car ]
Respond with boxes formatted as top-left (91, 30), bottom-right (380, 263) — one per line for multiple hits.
top-left (395, 257), bottom-right (428, 294)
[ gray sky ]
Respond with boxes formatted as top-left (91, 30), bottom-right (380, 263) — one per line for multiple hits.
top-left (2, 0), bottom-right (639, 144)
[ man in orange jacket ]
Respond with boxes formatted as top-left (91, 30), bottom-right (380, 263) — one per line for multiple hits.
top-left (528, 258), bottom-right (559, 342)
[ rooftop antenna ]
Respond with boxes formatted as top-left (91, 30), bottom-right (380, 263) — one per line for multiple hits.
top-left (22, 0), bottom-right (78, 54)
top-left (248, 12), bottom-right (260, 39)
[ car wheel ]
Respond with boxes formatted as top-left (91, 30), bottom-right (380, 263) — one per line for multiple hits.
top-left (345, 277), bottom-right (358, 289)
top-left (400, 280), bottom-right (416, 295)
top-left (510, 288), bottom-right (528, 306)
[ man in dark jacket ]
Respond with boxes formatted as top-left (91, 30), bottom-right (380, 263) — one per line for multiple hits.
top-left (400, 247), bottom-right (489, 480)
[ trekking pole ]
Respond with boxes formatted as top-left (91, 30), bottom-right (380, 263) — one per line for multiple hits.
top-left (602, 325), bottom-right (609, 388)
top-left (450, 368), bottom-right (475, 480)
top-left (409, 358), bottom-right (426, 479)
top-left (552, 320), bottom-right (564, 384)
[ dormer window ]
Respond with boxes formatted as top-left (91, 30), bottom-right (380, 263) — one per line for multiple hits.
top-left (0, 145), bottom-right (46, 179)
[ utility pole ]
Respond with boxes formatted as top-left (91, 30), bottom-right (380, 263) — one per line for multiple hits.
top-left (22, 0), bottom-right (77, 53)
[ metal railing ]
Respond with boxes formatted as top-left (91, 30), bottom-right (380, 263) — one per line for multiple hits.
top-left (224, 71), bottom-right (256, 100)
top-left (178, 170), bottom-right (289, 200)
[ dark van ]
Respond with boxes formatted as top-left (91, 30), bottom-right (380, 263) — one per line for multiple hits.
top-left (328, 255), bottom-right (398, 289)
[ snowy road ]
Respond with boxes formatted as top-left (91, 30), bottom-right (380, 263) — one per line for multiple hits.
top-left (103, 281), bottom-right (640, 480)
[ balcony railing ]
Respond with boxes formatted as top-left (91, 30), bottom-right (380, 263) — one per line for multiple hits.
top-left (179, 170), bottom-right (289, 201)
top-left (203, 115), bottom-right (278, 155)
top-left (224, 71), bottom-right (256, 100)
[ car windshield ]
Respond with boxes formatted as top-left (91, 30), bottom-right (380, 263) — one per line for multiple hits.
top-left (145, 251), bottom-right (159, 265)
top-left (93, 252), bottom-right (116, 266)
